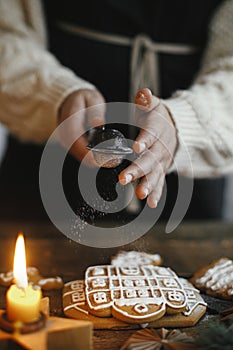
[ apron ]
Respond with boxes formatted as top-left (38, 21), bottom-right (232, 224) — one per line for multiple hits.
top-left (0, 0), bottom-right (224, 221)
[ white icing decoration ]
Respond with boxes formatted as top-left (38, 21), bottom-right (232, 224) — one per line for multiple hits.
top-left (185, 290), bottom-right (196, 300)
top-left (92, 267), bottom-right (105, 276)
top-left (65, 275), bottom-right (207, 321)
top-left (93, 292), bottom-right (108, 304)
top-left (70, 281), bottom-right (84, 290)
top-left (121, 267), bottom-right (140, 275)
top-left (84, 265), bottom-right (192, 320)
top-left (167, 291), bottom-right (185, 302)
top-left (138, 289), bottom-right (149, 298)
top-left (72, 291), bottom-right (85, 303)
top-left (111, 251), bottom-right (161, 266)
top-left (38, 277), bottom-right (62, 286)
top-left (113, 298), bottom-right (166, 320)
top-left (0, 271), bottom-right (13, 283)
top-left (63, 304), bottom-right (89, 315)
top-left (63, 280), bottom-right (89, 315)
top-left (92, 278), bottom-right (106, 288)
top-left (195, 259), bottom-right (233, 295)
top-left (115, 297), bottom-right (164, 307)
top-left (134, 303), bottom-right (149, 314)
top-left (183, 296), bottom-right (207, 316)
top-left (123, 279), bottom-right (134, 287)
top-left (163, 278), bottom-right (177, 288)
top-left (126, 289), bottom-right (137, 298)
top-left (135, 279), bottom-right (146, 287)
top-left (155, 267), bottom-right (174, 276)
top-left (179, 279), bottom-right (207, 316)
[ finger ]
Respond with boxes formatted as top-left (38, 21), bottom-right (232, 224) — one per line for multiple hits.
top-left (86, 90), bottom-right (106, 128)
top-left (133, 107), bottom-right (161, 154)
top-left (147, 175), bottom-right (165, 208)
top-left (135, 88), bottom-right (160, 112)
top-left (135, 166), bottom-right (164, 200)
top-left (59, 109), bottom-right (98, 167)
top-left (133, 128), bottom-right (157, 154)
top-left (118, 148), bottom-right (158, 185)
top-left (133, 102), bottom-right (174, 154)
top-left (58, 92), bottom-right (86, 148)
top-left (119, 136), bottom-right (172, 186)
top-left (59, 91), bottom-right (85, 121)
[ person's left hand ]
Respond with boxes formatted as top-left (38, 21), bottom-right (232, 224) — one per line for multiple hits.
top-left (119, 88), bottom-right (178, 208)
top-left (58, 88), bottom-right (105, 166)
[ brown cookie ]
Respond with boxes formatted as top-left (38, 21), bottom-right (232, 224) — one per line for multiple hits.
top-left (85, 265), bottom-right (188, 323)
top-left (0, 267), bottom-right (63, 290)
top-left (111, 251), bottom-right (162, 267)
top-left (63, 266), bottom-right (206, 328)
top-left (190, 257), bottom-right (233, 300)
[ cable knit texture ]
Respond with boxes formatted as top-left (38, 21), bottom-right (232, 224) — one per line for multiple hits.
top-left (0, 0), bottom-right (233, 177)
top-left (165, 0), bottom-right (233, 177)
top-left (0, 0), bottom-right (95, 142)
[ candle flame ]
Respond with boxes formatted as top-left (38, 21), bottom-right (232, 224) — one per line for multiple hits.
top-left (13, 233), bottom-right (28, 289)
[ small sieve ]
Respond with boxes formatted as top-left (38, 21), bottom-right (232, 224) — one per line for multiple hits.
top-left (87, 126), bottom-right (133, 168)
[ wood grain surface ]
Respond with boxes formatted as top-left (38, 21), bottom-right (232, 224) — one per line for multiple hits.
top-left (0, 220), bottom-right (233, 349)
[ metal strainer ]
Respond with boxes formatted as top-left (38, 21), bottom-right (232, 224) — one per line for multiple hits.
top-left (87, 126), bottom-right (133, 168)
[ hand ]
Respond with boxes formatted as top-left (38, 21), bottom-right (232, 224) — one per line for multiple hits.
top-left (119, 88), bottom-right (178, 208)
top-left (58, 89), bottom-right (105, 166)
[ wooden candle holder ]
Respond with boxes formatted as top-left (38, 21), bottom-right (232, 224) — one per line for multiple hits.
top-left (0, 298), bottom-right (92, 350)
top-left (0, 311), bottom-right (46, 334)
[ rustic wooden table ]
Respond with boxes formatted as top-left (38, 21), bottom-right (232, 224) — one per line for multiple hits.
top-left (0, 220), bottom-right (233, 349)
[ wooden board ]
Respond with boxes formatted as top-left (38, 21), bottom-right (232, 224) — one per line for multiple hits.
top-left (0, 310), bottom-right (92, 350)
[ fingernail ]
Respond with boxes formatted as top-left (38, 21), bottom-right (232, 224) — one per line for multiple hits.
top-left (135, 90), bottom-right (150, 107)
top-left (148, 197), bottom-right (158, 208)
top-left (142, 188), bottom-right (149, 198)
top-left (120, 174), bottom-right (133, 185)
top-left (137, 142), bottom-right (146, 153)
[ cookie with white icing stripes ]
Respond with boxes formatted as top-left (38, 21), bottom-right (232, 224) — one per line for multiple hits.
top-left (191, 257), bottom-right (233, 300)
top-left (63, 265), bottom-right (206, 327)
top-left (111, 251), bottom-right (162, 267)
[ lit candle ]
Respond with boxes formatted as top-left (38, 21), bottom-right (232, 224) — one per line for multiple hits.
top-left (6, 233), bottom-right (41, 323)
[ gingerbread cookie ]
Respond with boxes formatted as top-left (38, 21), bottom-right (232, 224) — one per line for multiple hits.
top-left (191, 257), bottom-right (233, 300)
top-left (111, 251), bottom-right (162, 267)
top-left (86, 265), bottom-right (188, 323)
top-left (0, 267), bottom-right (63, 290)
top-left (63, 265), bottom-right (206, 328)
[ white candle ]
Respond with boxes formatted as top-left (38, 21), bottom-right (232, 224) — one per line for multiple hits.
top-left (6, 233), bottom-right (41, 323)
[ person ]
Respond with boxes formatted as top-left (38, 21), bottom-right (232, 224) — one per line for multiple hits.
top-left (0, 0), bottom-right (232, 220)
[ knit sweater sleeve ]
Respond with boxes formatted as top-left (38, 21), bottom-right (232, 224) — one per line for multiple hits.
top-left (165, 0), bottom-right (233, 178)
top-left (0, 0), bottom-right (95, 143)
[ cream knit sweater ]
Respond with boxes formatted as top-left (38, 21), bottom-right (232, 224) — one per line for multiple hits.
top-left (0, 0), bottom-right (233, 178)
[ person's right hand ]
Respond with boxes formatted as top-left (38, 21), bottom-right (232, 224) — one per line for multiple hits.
top-left (119, 88), bottom-right (178, 208)
top-left (58, 89), bottom-right (105, 166)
